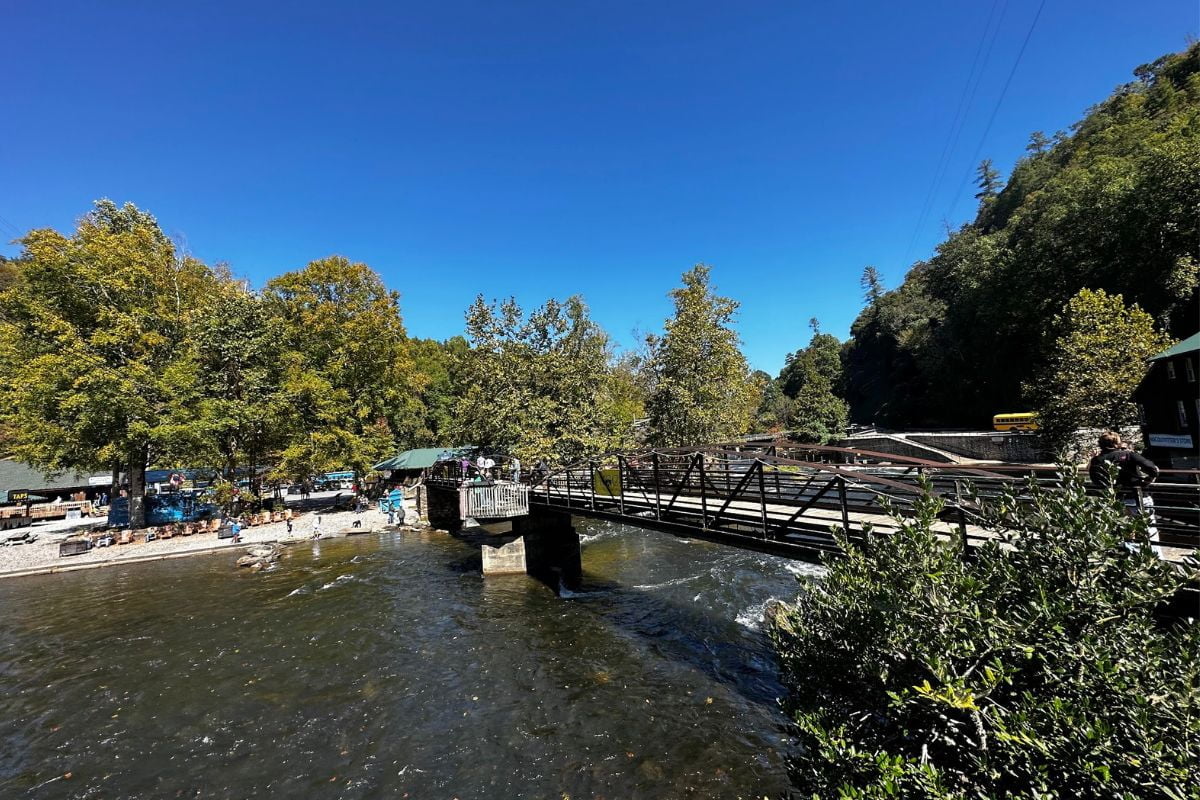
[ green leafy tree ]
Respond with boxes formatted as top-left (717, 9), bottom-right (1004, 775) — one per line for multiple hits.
top-left (643, 264), bottom-right (759, 446)
top-left (770, 471), bottom-right (1198, 799)
top-left (1026, 288), bottom-right (1173, 449)
top-left (0, 200), bottom-right (217, 527)
top-left (778, 319), bottom-right (848, 442)
top-left (263, 256), bottom-right (419, 482)
top-left (754, 370), bottom-right (792, 432)
top-left (409, 336), bottom-right (469, 447)
top-left (450, 294), bottom-right (629, 463)
top-left (190, 272), bottom-right (291, 493)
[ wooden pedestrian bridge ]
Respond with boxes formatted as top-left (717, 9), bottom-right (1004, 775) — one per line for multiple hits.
top-left (421, 442), bottom-right (1200, 586)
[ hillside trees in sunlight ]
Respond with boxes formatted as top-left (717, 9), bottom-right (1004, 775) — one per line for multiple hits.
top-left (0, 200), bottom-right (220, 527)
top-left (643, 264), bottom-right (759, 446)
top-left (842, 45), bottom-right (1200, 428)
top-left (449, 295), bottom-right (634, 463)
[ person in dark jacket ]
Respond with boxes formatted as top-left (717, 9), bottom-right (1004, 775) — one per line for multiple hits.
top-left (1088, 431), bottom-right (1161, 554)
top-left (1088, 431), bottom-right (1159, 491)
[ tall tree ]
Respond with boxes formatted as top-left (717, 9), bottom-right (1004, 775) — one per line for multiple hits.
top-left (0, 200), bottom-right (217, 527)
top-left (190, 272), bottom-right (290, 493)
top-left (450, 295), bottom-right (628, 463)
top-left (263, 257), bottom-right (419, 481)
top-left (1025, 288), bottom-right (1173, 448)
top-left (777, 320), bottom-right (848, 443)
top-left (409, 336), bottom-right (469, 447)
top-left (974, 158), bottom-right (1002, 201)
top-left (643, 264), bottom-right (759, 446)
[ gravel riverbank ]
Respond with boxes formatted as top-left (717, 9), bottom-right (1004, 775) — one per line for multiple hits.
top-left (0, 507), bottom-right (390, 579)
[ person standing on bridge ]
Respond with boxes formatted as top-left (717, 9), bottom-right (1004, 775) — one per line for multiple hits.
top-left (511, 456), bottom-right (521, 483)
top-left (1088, 431), bottom-right (1161, 555)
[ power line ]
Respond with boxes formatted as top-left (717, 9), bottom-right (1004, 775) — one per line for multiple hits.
top-left (946, 0), bottom-right (1049, 223)
top-left (0, 214), bottom-right (22, 240)
top-left (903, 0), bottom-right (1009, 267)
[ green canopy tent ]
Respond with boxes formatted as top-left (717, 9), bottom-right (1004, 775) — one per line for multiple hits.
top-left (371, 447), bottom-right (476, 474)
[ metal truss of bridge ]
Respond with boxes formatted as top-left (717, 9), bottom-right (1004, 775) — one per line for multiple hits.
top-left (426, 441), bottom-right (1200, 567)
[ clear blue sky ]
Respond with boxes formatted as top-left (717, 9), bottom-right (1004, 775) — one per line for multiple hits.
top-left (3, 1), bottom-right (1194, 373)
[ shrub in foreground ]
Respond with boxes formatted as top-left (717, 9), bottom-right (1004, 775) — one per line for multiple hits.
top-left (769, 471), bottom-right (1199, 799)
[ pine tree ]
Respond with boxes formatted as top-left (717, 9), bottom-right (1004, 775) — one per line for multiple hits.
top-left (644, 264), bottom-right (759, 446)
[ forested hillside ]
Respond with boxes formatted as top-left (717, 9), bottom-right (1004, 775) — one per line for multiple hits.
top-left (842, 45), bottom-right (1199, 427)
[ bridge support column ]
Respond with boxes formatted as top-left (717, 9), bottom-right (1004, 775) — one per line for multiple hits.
top-left (425, 486), bottom-right (462, 533)
top-left (481, 536), bottom-right (527, 575)
top-left (512, 508), bottom-right (581, 591)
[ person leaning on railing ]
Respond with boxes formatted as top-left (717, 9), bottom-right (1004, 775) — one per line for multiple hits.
top-left (1087, 430), bottom-right (1161, 554)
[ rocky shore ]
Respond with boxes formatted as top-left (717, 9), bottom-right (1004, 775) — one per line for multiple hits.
top-left (0, 507), bottom-right (390, 579)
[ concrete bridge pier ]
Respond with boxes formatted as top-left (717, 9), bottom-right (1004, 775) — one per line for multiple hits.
top-left (507, 508), bottom-right (582, 592)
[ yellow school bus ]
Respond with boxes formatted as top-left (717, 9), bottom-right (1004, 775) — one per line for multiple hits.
top-left (993, 412), bottom-right (1039, 432)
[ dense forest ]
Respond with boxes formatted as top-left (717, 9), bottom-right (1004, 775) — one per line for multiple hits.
top-left (837, 45), bottom-right (1198, 428)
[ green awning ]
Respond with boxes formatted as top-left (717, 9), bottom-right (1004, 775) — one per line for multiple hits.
top-left (1149, 332), bottom-right (1199, 361)
top-left (372, 447), bottom-right (474, 472)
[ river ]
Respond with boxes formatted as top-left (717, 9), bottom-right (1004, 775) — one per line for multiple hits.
top-left (0, 519), bottom-right (820, 798)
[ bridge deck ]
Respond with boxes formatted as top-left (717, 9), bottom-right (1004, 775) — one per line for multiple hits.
top-left (531, 482), bottom-right (1195, 563)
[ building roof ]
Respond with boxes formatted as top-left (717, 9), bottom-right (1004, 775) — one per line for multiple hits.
top-left (0, 459), bottom-right (110, 503)
top-left (1150, 332), bottom-right (1199, 361)
top-left (373, 447), bottom-right (472, 472)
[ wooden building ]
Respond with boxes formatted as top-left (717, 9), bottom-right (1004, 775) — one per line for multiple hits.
top-left (1136, 332), bottom-right (1200, 469)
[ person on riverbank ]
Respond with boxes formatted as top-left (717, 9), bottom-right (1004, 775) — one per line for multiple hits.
top-left (1088, 431), bottom-right (1161, 553)
top-left (312, 514), bottom-right (322, 539)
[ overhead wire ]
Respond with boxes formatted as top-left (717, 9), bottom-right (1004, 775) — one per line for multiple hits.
top-left (0, 213), bottom-right (22, 240)
top-left (902, 0), bottom-right (1009, 267)
top-left (946, 0), bottom-right (1049, 224)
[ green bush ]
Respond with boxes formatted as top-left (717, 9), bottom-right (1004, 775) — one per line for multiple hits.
top-left (769, 470), bottom-right (1199, 799)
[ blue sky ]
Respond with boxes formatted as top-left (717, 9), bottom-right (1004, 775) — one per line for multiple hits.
top-left (3, 1), bottom-right (1194, 373)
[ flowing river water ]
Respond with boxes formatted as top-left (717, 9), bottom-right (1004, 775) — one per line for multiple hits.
top-left (0, 519), bottom-right (821, 798)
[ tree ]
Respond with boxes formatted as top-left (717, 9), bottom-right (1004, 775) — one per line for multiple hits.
top-left (263, 256), bottom-right (419, 482)
top-left (1025, 288), bottom-right (1173, 449)
top-left (1026, 130), bottom-right (1051, 155)
top-left (409, 336), bottom-right (469, 447)
top-left (643, 265), bottom-right (759, 446)
top-left (190, 272), bottom-right (290, 493)
top-left (777, 319), bottom-right (848, 442)
top-left (450, 294), bottom-right (629, 463)
top-left (770, 471), bottom-right (1198, 798)
top-left (860, 265), bottom-right (883, 305)
top-left (0, 200), bottom-right (217, 527)
top-left (754, 370), bottom-right (792, 432)
top-left (974, 158), bottom-right (1002, 202)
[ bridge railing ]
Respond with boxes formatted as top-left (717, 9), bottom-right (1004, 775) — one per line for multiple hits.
top-left (527, 446), bottom-right (1199, 558)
